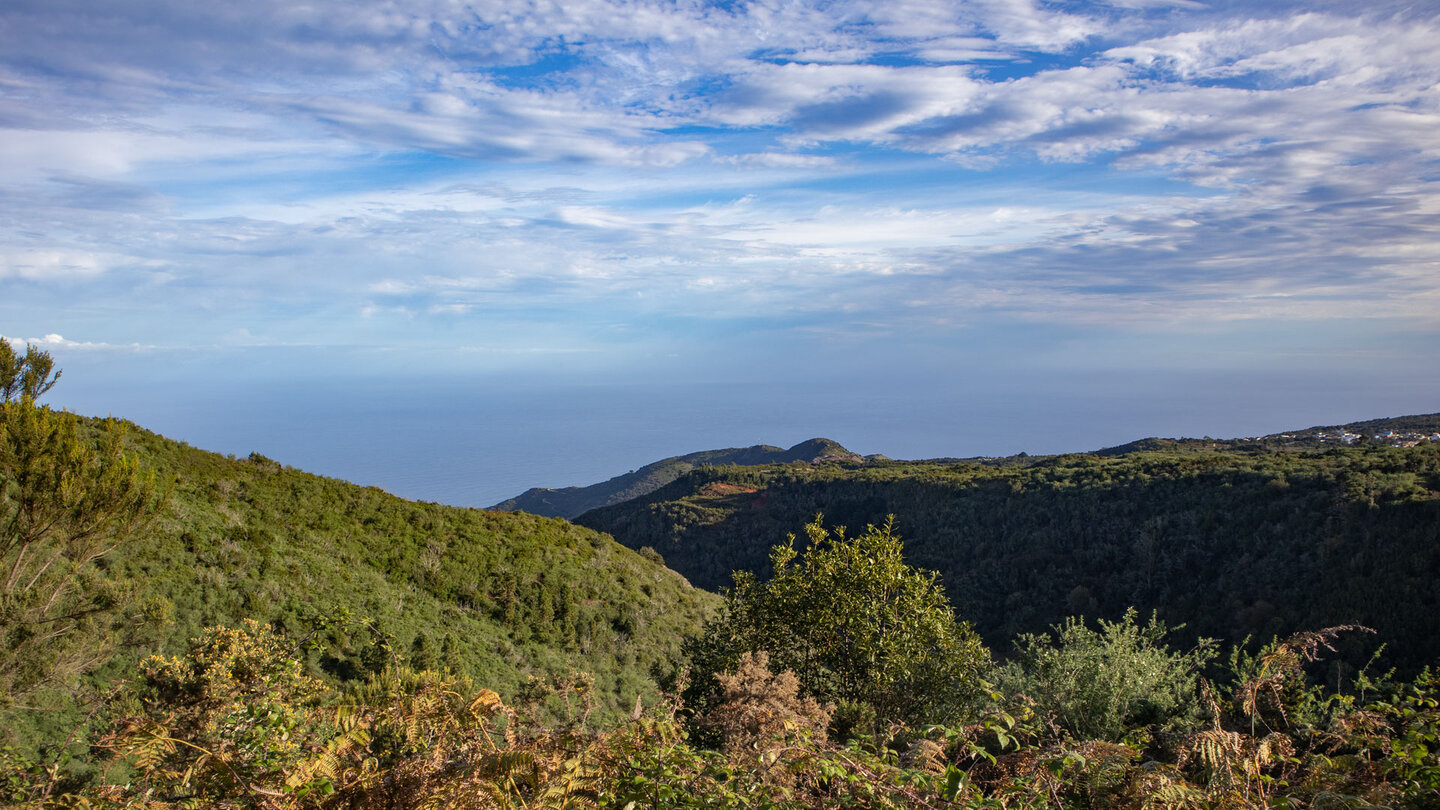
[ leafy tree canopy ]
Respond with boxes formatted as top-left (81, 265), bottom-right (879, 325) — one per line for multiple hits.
top-left (687, 517), bottom-right (990, 733)
top-left (0, 339), bottom-right (61, 404)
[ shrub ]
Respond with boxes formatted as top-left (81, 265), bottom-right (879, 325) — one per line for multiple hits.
top-left (999, 608), bottom-right (1216, 741)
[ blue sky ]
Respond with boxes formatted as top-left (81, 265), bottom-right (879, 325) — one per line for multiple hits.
top-left (2, 0), bottom-right (1438, 488)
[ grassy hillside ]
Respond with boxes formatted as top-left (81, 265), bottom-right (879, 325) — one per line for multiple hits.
top-left (491, 437), bottom-right (860, 518)
top-left (578, 442), bottom-right (1440, 671)
top-left (5, 416), bottom-right (719, 746)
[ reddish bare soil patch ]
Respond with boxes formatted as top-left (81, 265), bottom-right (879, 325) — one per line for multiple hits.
top-left (698, 482), bottom-right (759, 497)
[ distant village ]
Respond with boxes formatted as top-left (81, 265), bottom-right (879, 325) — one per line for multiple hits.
top-left (1273, 430), bottom-right (1440, 447)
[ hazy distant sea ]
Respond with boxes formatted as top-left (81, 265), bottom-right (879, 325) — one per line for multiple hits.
top-left (52, 371), bottom-right (1435, 509)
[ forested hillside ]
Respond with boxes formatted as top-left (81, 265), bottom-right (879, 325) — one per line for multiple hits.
top-left (492, 437), bottom-right (859, 518)
top-left (578, 444), bottom-right (1440, 670)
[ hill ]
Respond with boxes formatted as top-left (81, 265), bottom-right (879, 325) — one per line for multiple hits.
top-left (128, 425), bottom-right (719, 701)
top-left (1092, 412), bottom-right (1440, 455)
top-left (492, 438), bottom-right (860, 518)
top-left (577, 439), bottom-right (1440, 671)
top-left (4, 415), bottom-right (720, 746)
top-left (1300, 412), bottom-right (1440, 438)
top-left (501, 414), bottom-right (1440, 521)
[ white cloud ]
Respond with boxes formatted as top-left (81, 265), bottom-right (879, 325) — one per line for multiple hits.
top-left (0, 333), bottom-right (155, 351)
top-left (0, 0), bottom-right (1436, 352)
top-left (0, 249), bottom-right (113, 279)
top-left (723, 152), bottom-right (838, 168)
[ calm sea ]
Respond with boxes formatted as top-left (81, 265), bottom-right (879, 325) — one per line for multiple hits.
top-left (49, 370), bottom-right (1435, 509)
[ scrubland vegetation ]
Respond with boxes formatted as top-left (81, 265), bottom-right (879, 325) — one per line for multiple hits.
top-left (3, 338), bottom-right (1438, 808)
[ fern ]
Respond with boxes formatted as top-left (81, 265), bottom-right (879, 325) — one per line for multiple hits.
top-left (537, 755), bottom-right (602, 809)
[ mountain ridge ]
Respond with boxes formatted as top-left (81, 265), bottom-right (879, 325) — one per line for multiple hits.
top-left (491, 437), bottom-right (861, 519)
top-left (495, 413), bottom-right (1440, 519)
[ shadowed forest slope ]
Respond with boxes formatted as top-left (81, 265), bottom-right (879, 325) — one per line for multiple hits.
top-left (578, 444), bottom-right (1440, 670)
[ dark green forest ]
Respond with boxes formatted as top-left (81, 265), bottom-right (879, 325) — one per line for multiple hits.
top-left (577, 443), bottom-right (1440, 671)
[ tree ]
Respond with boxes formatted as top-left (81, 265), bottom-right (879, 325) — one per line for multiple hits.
top-left (0, 338), bottom-right (165, 704)
top-left (0, 339), bottom-right (61, 402)
top-left (686, 517), bottom-right (991, 733)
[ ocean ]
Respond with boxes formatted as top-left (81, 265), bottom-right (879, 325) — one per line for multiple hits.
top-left (46, 367), bottom-right (1437, 509)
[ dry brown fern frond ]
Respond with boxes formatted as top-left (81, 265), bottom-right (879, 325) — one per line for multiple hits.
top-left (1236, 671), bottom-right (1290, 732)
top-left (902, 738), bottom-right (947, 774)
top-left (982, 748), bottom-right (1064, 808)
top-left (1136, 763), bottom-right (1207, 810)
top-left (473, 749), bottom-right (539, 789)
top-left (114, 719), bottom-right (179, 775)
top-left (400, 763), bottom-right (508, 810)
top-left (1271, 626), bottom-right (1375, 669)
top-left (1253, 732), bottom-right (1295, 776)
top-left (970, 748), bottom-right (1041, 789)
top-left (1184, 727), bottom-right (1246, 779)
top-left (1234, 625), bottom-right (1374, 735)
top-left (1181, 724), bottom-right (1296, 807)
top-left (1200, 678), bottom-right (1225, 731)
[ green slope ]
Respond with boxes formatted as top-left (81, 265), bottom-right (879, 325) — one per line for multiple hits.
top-left (491, 438), bottom-right (860, 519)
top-left (578, 440), bottom-right (1440, 672)
top-left (5, 416), bottom-right (719, 747)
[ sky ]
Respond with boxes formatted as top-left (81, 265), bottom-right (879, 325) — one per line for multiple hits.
top-left (2, 0), bottom-right (1438, 502)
